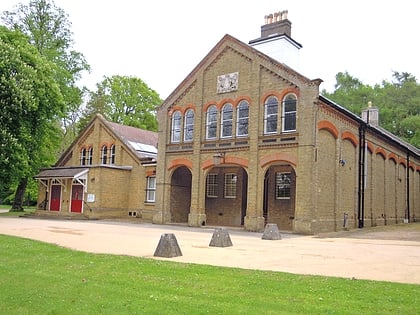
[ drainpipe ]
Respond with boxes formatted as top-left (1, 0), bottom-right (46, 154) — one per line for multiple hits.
top-left (406, 151), bottom-right (410, 222)
top-left (357, 124), bottom-right (366, 228)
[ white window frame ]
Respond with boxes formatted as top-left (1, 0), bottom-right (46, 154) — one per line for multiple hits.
top-left (220, 103), bottom-right (233, 139)
top-left (206, 105), bottom-right (218, 140)
top-left (171, 111), bottom-right (182, 143)
top-left (264, 96), bottom-right (278, 134)
top-left (236, 100), bottom-right (249, 137)
top-left (206, 173), bottom-right (218, 197)
top-left (282, 94), bottom-right (297, 133)
top-left (224, 173), bottom-right (237, 198)
top-left (183, 109), bottom-right (194, 142)
top-left (146, 176), bottom-right (156, 202)
top-left (275, 172), bottom-right (291, 199)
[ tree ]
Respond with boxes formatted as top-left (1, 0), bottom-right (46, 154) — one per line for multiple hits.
top-left (0, 26), bottom-right (64, 210)
top-left (323, 71), bottom-right (420, 148)
top-left (79, 75), bottom-right (161, 131)
top-left (1, 0), bottom-right (90, 209)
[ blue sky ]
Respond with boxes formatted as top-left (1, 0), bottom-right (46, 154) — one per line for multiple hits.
top-left (1, 0), bottom-right (419, 99)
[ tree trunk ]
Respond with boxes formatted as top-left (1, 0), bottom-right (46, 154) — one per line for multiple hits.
top-left (11, 178), bottom-right (28, 211)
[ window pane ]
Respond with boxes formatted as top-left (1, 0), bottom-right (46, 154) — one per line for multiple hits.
top-left (171, 111), bottom-right (182, 143)
top-left (221, 103), bottom-right (233, 138)
top-left (184, 109), bottom-right (194, 142)
top-left (237, 101), bottom-right (249, 136)
top-left (206, 106), bottom-right (218, 139)
top-left (264, 96), bottom-right (278, 134)
top-left (224, 173), bottom-right (237, 198)
top-left (275, 172), bottom-right (291, 199)
top-left (206, 174), bottom-right (218, 197)
top-left (146, 176), bottom-right (156, 202)
top-left (282, 95), bottom-right (297, 132)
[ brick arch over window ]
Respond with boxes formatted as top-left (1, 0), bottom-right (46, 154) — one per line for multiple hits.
top-left (388, 153), bottom-right (398, 164)
top-left (341, 131), bottom-right (358, 147)
top-left (260, 152), bottom-right (297, 168)
top-left (318, 120), bottom-right (338, 139)
top-left (375, 147), bottom-right (387, 159)
top-left (168, 158), bottom-right (193, 171)
top-left (366, 141), bottom-right (374, 153)
top-left (201, 156), bottom-right (249, 170)
top-left (260, 88), bottom-right (300, 104)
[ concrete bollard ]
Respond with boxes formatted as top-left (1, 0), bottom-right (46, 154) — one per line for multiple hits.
top-left (153, 233), bottom-right (183, 258)
top-left (209, 227), bottom-right (233, 247)
top-left (261, 223), bottom-right (282, 240)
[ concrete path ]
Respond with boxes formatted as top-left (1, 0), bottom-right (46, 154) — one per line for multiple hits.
top-left (0, 217), bottom-right (419, 284)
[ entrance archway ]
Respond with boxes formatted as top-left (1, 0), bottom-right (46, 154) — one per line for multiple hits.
top-left (170, 166), bottom-right (192, 223)
top-left (263, 165), bottom-right (296, 230)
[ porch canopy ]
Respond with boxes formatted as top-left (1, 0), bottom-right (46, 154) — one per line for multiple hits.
top-left (34, 167), bottom-right (89, 189)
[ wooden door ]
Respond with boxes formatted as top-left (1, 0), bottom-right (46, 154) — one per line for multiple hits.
top-left (70, 184), bottom-right (83, 213)
top-left (50, 185), bottom-right (61, 211)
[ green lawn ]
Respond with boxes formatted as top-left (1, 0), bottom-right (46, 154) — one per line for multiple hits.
top-left (0, 204), bottom-right (35, 216)
top-left (0, 235), bottom-right (418, 314)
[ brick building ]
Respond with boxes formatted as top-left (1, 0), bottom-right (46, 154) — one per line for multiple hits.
top-left (153, 11), bottom-right (420, 233)
top-left (34, 114), bottom-right (158, 219)
top-left (34, 12), bottom-right (420, 234)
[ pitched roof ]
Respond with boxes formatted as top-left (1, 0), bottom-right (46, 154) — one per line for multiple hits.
top-left (99, 115), bottom-right (158, 160)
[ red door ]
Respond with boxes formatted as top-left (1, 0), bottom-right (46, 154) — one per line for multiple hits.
top-left (50, 185), bottom-right (61, 211)
top-left (71, 184), bottom-right (84, 213)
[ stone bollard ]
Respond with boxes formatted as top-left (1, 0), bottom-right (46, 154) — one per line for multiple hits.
top-left (209, 227), bottom-right (233, 247)
top-left (261, 223), bottom-right (282, 240)
top-left (153, 233), bottom-right (183, 258)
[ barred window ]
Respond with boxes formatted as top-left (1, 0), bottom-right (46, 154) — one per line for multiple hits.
top-left (171, 111), bottom-right (182, 143)
top-left (146, 176), bottom-right (156, 202)
top-left (236, 100), bottom-right (249, 137)
top-left (264, 96), bottom-right (278, 134)
top-left (206, 173), bottom-right (218, 197)
top-left (206, 105), bottom-right (218, 139)
top-left (184, 109), bottom-right (195, 142)
top-left (224, 173), bottom-right (237, 198)
top-left (282, 94), bottom-right (297, 132)
top-left (276, 172), bottom-right (291, 199)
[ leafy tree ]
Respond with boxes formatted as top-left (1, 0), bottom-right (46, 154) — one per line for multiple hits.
top-left (79, 75), bottom-right (161, 131)
top-left (1, 0), bottom-right (89, 209)
top-left (0, 26), bottom-right (64, 210)
top-left (323, 71), bottom-right (420, 148)
top-left (321, 71), bottom-right (375, 115)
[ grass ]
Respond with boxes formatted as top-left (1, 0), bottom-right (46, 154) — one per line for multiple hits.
top-left (0, 204), bottom-right (35, 216)
top-left (0, 235), bottom-right (418, 314)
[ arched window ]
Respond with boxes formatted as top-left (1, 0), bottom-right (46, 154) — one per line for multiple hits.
top-left (101, 145), bottom-right (108, 164)
top-left (220, 103), bottom-right (233, 138)
top-left (206, 105), bottom-right (218, 139)
top-left (236, 100), bottom-right (249, 137)
top-left (88, 147), bottom-right (93, 165)
top-left (264, 96), bottom-right (278, 134)
top-left (109, 144), bottom-right (116, 165)
top-left (171, 111), bottom-right (182, 143)
top-left (184, 109), bottom-right (195, 142)
top-left (282, 94), bottom-right (297, 132)
top-left (80, 148), bottom-right (87, 165)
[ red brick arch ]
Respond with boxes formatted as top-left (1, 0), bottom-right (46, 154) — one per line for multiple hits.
top-left (260, 152), bottom-right (297, 168)
top-left (168, 158), bottom-right (193, 171)
top-left (318, 120), bottom-right (338, 139)
top-left (341, 131), bottom-right (358, 147)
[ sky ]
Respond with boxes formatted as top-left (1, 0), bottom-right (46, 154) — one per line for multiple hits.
top-left (1, 0), bottom-right (419, 99)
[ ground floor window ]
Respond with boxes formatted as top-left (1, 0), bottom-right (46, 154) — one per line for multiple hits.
top-left (146, 176), bottom-right (156, 202)
top-left (275, 172), bottom-right (291, 199)
top-left (224, 173), bottom-right (237, 198)
top-left (206, 173), bottom-right (218, 197)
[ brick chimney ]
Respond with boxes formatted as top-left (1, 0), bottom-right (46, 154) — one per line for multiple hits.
top-left (249, 10), bottom-right (301, 69)
top-left (261, 10), bottom-right (291, 38)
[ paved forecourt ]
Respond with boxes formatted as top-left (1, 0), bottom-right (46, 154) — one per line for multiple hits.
top-left (0, 217), bottom-right (419, 284)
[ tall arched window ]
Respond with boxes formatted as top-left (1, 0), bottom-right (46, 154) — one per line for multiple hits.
top-left (110, 144), bottom-right (116, 165)
top-left (184, 109), bottom-right (195, 142)
top-left (236, 100), bottom-right (249, 137)
top-left (101, 145), bottom-right (108, 164)
top-left (220, 103), bottom-right (233, 138)
top-left (282, 94), bottom-right (297, 132)
top-left (80, 148), bottom-right (87, 165)
top-left (171, 111), bottom-right (182, 143)
top-left (206, 105), bottom-right (218, 139)
top-left (264, 96), bottom-right (278, 134)
top-left (88, 147), bottom-right (93, 165)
